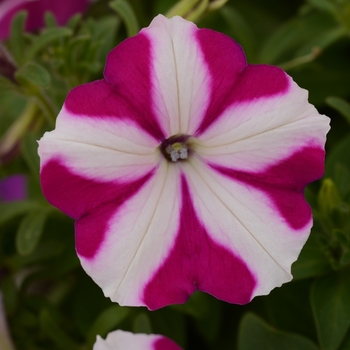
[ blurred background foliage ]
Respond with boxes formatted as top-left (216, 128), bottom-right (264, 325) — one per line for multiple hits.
top-left (1, 0), bottom-right (350, 349)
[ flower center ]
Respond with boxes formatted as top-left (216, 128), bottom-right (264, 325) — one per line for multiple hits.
top-left (160, 135), bottom-right (190, 162)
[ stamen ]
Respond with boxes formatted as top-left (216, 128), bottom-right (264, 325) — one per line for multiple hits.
top-left (165, 142), bottom-right (188, 162)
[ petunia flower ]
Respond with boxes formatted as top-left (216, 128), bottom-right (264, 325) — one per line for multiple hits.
top-left (93, 330), bottom-right (182, 350)
top-left (0, 174), bottom-right (27, 201)
top-left (0, 0), bottom-right (90, 40)
top-left (38, 15), bottom-right (330, 310)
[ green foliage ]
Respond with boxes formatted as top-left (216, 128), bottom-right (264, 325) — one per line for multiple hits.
top-left (326, 96), bottom-right (350, 125)
top-left (16, 209), bottom-right (50, 255)
top-left (311, 271), bottom-right (350, 350)
top-left (9, 11), bottom-right (27, 64)
top-left (238, 313), bottom-right (319, 350)
top-left (133, 313), bottom-right (153, 334)
top-left (16, 62), bottom-right (51, 88)
top-left (109, 0), bottom-right (139, 37)
top-left (87, 305), bottom-right (129, 347)
top-left (1, 0), bottom-right (350, 349)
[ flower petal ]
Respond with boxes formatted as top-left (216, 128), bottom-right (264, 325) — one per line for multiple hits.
top-left (39, 90), bottom-right (160, 183)
top-left (40, 159), bottom-right (154, 258)
top-left (61, 78), bottom-right (165, 141)
top-left (103, 33), bottom-right (166, 140)
top-left (195, 64), bottom-right (289, 135)
top-left (78, 161), bottom-right (182, 306)
top-left (194, 75), bottom-right (329, 173)
top-left (105, 15), bottom-right (245, 137)
top-left (168, 154), bottom-right (322, 300)
top-left (210, 146), bottom-right (325, 229)
top-left (93, 330), bottom-right (182, 350)
top-left (143, 171), bottom-right (256, 310)
top-left (138, 15), bottom-right (215, 136)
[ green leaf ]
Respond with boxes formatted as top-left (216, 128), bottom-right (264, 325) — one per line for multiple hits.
top-left (311, 271), bottom-right (350, 350)
top-left (16, 62), bottom-right (51, 88)
top-left (152, 308), bottom-right (186, 347)
top-left (26, 27), bottom-right (72, 61)
top-left (334, 164), bottom-right (350, 198)
top-left (339, 330), bottom-right (350, 350)
top-left (306, 0), bottom-right (337, 15)
top-left (9, 11), bottom-right (27, 64)
top-left (0, 75), bottom-right (18, 93)
top-left (170, 291), bottom-right (210, 318)
top-left (259, 13), bottom-right (334, 64)
top-left (109, 0), bottom-right (139, 37)
top-left (262, 279), bottom-right (317, 341)
top-left (326, 96), bottom-right (350, 126)
top-left (21, 132), bottom-right (40, 180)
top-left (325, 135), bottom-right (350, 179)
top-left (295, 26), bottom-right (346, 57)
top-left (44, 11), bottom-right (58, 28)
top-left (40, 309), bottom-right (79, 349)
top-left (340, 251), bottom-right (350, 266)
top-left (220, 6), bottom-right (255, 61)
top-left (133, 313), bottom-right (152, 334)
top-left (66, 14), bottom-right (83, 31)
top-left (1, 276), bottom-right (18, 315)
top-left (0, 201), bottom-right (42, 226)
top-left (238, 313), bottom-right (319, 350)
top-left (87, 305), bottom-right (129, 347)
top-left (93, 15), bottom-right (120, 62)
top-left (194, 295), bottom-right (222, 342)
top-left (292, 234), bottom-right (331, 280)
top-left (9, 241), bottom-right (64, 270)
top-left (16, 209), bottom-right (49, 256)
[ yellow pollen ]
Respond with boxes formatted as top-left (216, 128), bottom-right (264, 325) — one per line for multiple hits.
top-left (172, 142), bottom-right (183, 151)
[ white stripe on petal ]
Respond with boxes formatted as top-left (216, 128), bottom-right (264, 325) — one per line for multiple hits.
top-left (183, 158), bottom-right (309, 297)
top-left (194, 78), bottom-right (329, 172)
top-left (143, 15), bottom-right (211, 136)
top-left (38, 106), bottom-right (160, 182)
top-left (80, 161), bottom-right (181, 306)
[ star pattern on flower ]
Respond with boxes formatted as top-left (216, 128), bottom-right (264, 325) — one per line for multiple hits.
top-left (38, 15), bottom-right (329, 310)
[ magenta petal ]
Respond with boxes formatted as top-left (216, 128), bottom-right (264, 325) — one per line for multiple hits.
top-left (211, 147), bottom-right (325, 230)
top-left (64, 77), bottom-right (164, 142)
top-left (194, 28), bottom-right (246, 134)
top-left (0, 174), bottom-right (27, 202)
top-left (154, 337), bottom-right (182, 350)
top-left (195, 27), bottom-right (289, 135)
top-left (104, 33), bottom-right (166, 140)
top-left (143, 175), bottom-right (256, 310)
top-left (40, 159), bottom-right (154, 258)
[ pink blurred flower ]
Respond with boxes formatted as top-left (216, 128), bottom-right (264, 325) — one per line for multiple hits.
top-left (0, 174), bottom-right (27, 201)
top-left (0, 0), bottom-right (90, 40)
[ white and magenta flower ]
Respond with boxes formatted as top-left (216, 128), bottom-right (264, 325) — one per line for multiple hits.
top-left (38, 15), bottom-right (330, 310)
top-left (0, 0), bottom-right (90, 40)
top-left (93, 330), bottom-right (182, 350)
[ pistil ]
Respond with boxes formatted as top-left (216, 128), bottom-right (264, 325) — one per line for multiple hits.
top-left (160, 135), bottom-right (191, 162)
